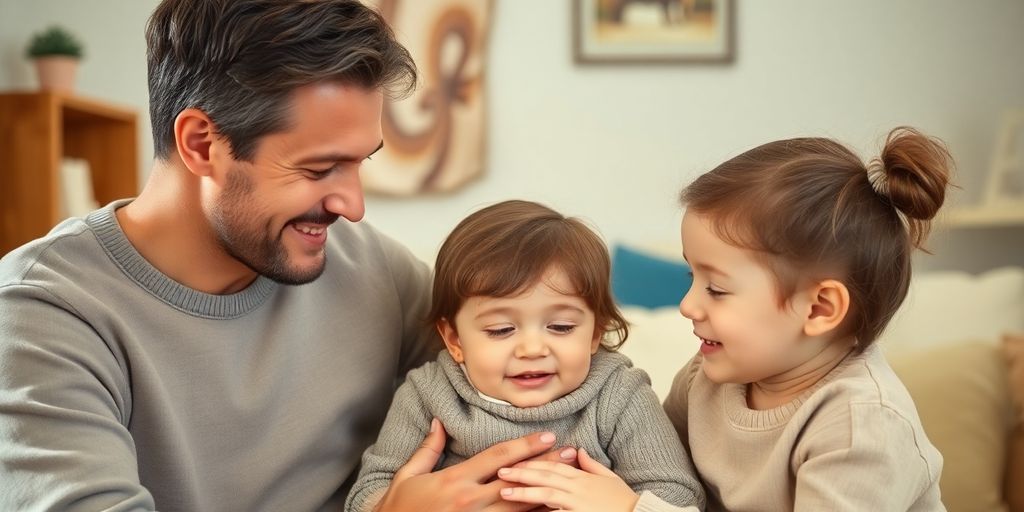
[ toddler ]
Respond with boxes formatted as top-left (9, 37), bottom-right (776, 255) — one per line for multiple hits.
top-left (346, 200), bottom-right (705, 512)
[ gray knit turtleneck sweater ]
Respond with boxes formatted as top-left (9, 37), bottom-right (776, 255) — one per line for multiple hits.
top-left (346, 349), bottom-right (705, 512)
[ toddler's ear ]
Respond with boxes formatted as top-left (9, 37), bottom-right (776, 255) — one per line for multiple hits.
top-left (437, 319), bottom-right (464, 363)
top-left (803, 279), bottom-right (850, 337)
top-left (590, 326), bottom-right (604, 354)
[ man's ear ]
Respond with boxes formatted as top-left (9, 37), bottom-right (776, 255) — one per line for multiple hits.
top-left (803, 279), bottom-right (850, 338)
top-left (437, 318), bottom-right (464, 363)
top-left (174, 107), bottom-right (226, 180)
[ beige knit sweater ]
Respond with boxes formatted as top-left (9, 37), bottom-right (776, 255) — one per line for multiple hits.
top-left (664, 344), bottom-right (945, 511)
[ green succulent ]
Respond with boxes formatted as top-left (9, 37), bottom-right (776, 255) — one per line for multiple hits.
top-left (26, 26), bottom-right (84, 59)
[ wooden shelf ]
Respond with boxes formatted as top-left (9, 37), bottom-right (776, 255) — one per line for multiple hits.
top-left (0, 92), bottom-right (138, 254)
top-left (943, 203), bottom-right (1024, 228)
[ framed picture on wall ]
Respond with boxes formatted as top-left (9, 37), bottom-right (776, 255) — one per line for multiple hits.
top-left (359, 0), bottom-right (493, 196)
top-left (574, 0), bottom-right (734, 64)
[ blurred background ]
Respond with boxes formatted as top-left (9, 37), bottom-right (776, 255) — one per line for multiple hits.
top-left (1, 0), bottom-right (1022, 271)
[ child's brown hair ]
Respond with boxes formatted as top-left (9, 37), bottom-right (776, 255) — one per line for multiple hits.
top-left (428, 200), bottom-right (629, 349)
top-left (680, 127), bottom-right (953, 351)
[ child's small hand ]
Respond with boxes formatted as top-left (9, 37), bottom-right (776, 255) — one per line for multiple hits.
top-left (497, 448), bottom-right (639, 512)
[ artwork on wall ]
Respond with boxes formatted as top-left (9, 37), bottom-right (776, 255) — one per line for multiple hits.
top-left (574, 0), bottom-right (733, 64)
top-left (983, 109), bottom-right (1024, 207)
top-left (361, 0), bottom-right (492, 196)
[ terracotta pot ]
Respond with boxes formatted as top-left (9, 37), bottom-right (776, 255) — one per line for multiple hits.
top-left (33, 56), bottom-right (79, 92)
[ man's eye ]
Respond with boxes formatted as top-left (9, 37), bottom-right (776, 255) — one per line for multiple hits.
top-left (305, 164), bottom-right (340, 179)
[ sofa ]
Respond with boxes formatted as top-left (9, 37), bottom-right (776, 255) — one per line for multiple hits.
top-left (617, 264), bottom-right (1024, 512)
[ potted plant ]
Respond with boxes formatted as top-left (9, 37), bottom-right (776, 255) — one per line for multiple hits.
top-left (26, 25), bottom-right (84, 93)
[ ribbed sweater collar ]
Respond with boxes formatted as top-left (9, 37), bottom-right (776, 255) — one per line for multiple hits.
top-left (87, 200), bottom-right (277, 319)
top-left (721, 344), bottom-right (874, 430)
top-left (437, 348), bottom-right (629, 422)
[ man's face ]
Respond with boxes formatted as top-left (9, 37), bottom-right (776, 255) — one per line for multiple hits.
top-left (208, 83), bottom-right (384, 284)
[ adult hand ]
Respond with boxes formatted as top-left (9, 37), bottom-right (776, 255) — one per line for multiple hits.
top-left (374, 419), bottom-right (578, 512)
top-left (496, 448), bottom-right (639, 512)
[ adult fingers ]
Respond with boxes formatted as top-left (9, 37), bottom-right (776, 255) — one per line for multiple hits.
top-left (496, 465), bottom-right (576, 488)
top-left (503, 460), bottom-right (581, 480)
top-left (393, 418), bottom-right (446, 484)
top-left (514, 446), bottom-right (578, 469)
top-left (459, 431), bottom-right (558, 482)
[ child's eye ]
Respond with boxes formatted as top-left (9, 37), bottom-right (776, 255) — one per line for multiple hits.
top-left (705, 286), bottom-right (727, 298)
top-left (548, 323), bottom-right (577, 334)
top-left (484, 326), bottom-right (515, 338)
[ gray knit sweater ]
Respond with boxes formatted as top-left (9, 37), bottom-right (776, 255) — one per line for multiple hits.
top-left (346, 349), bottom-right (705, 512)
top-left (0, 200), bottom-right (438, 511)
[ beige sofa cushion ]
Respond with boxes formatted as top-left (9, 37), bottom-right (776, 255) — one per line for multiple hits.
top-left (889, 341), bottom-right (1012, 512)
top-left (1003, 333), bottom-right (1024, 512)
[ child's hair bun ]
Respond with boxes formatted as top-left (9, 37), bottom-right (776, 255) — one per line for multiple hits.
top-left (867, 126), bottom-right (954, 248)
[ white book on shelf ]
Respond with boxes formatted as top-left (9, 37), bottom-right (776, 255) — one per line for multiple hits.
top-left (60, 157), bottom-right (100, 219)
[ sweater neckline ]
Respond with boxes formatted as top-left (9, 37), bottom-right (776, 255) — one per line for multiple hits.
top-left (722, 345), bottom-right (872, 430)
top-left (88, 200), bottom-right (278, 319)
top-left (437, 348), bottom-right (629, 422)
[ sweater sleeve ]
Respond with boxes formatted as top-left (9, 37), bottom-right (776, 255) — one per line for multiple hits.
top-left (634, 491), bottom-right (702, 512)
top-left (0, 283), bottom-right (156, 511)
top-left (793, 401), bottom-right (944, 511)
top-left (602, 366), bottom-right (706, 510)
top-left (344, 368), bottom-right (436, 512)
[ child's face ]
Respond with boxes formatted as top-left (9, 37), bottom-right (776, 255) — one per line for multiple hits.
top-left (679, 212), bottom-right (819, 385)
top-left (439, 267), bottom-right (602, 408)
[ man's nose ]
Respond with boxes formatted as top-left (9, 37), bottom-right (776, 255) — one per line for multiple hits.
top-left (323, 170), bottom-right (365, 222)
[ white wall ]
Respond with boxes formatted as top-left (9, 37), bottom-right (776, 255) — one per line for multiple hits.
top-left (3, 0), bottom-right (1022, 272)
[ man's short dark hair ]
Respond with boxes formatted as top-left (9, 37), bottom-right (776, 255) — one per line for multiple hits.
top-left (146, 0), bottom-right (417, 161)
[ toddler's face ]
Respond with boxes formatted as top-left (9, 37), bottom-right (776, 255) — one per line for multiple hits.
top-left (678, 212), bottom-right (820, 385)
top-left (439, 267), bottom-right (602, 408)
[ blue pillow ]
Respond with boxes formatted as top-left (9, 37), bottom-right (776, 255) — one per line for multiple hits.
top-left (611, 245), bottom-right (692, 309)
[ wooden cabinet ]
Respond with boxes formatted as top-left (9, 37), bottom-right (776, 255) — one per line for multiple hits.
top-left (0, 92), bottom-right (138, 254)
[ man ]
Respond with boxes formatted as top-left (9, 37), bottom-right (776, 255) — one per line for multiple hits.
top-left (0, 1), bottom-right (571, 510)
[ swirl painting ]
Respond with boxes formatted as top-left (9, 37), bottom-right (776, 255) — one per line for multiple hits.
top-left (362, 0), bottom-right (492, 196)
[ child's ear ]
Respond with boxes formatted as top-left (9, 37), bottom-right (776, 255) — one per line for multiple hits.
top-left (803, 279), bottom-right (850, 338)
top-left (590, 325), bottom-right (604, 354)
top-left (437, 318), bottom-right (464, 363)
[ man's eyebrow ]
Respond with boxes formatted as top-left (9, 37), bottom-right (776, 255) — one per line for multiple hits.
top-left (294, 140), bottom-right (384, 166)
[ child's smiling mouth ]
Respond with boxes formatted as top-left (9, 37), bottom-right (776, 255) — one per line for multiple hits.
top-left (697, 333), bottom-right (723, 354)
top-left (507, 371), bottom-right (555, 388)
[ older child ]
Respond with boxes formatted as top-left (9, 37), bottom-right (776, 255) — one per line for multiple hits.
top-left (665, 127), bottom-right (949, 511)
top-left (346, 200), bottom-right (704, 512)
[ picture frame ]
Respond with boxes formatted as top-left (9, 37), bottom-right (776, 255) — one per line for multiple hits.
top-left (360, 0), bottom-right (493, 196)
top-left (573, 0), bottom-right (734, 64)
top-left (983, 109), bottom-right (1024, 207)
